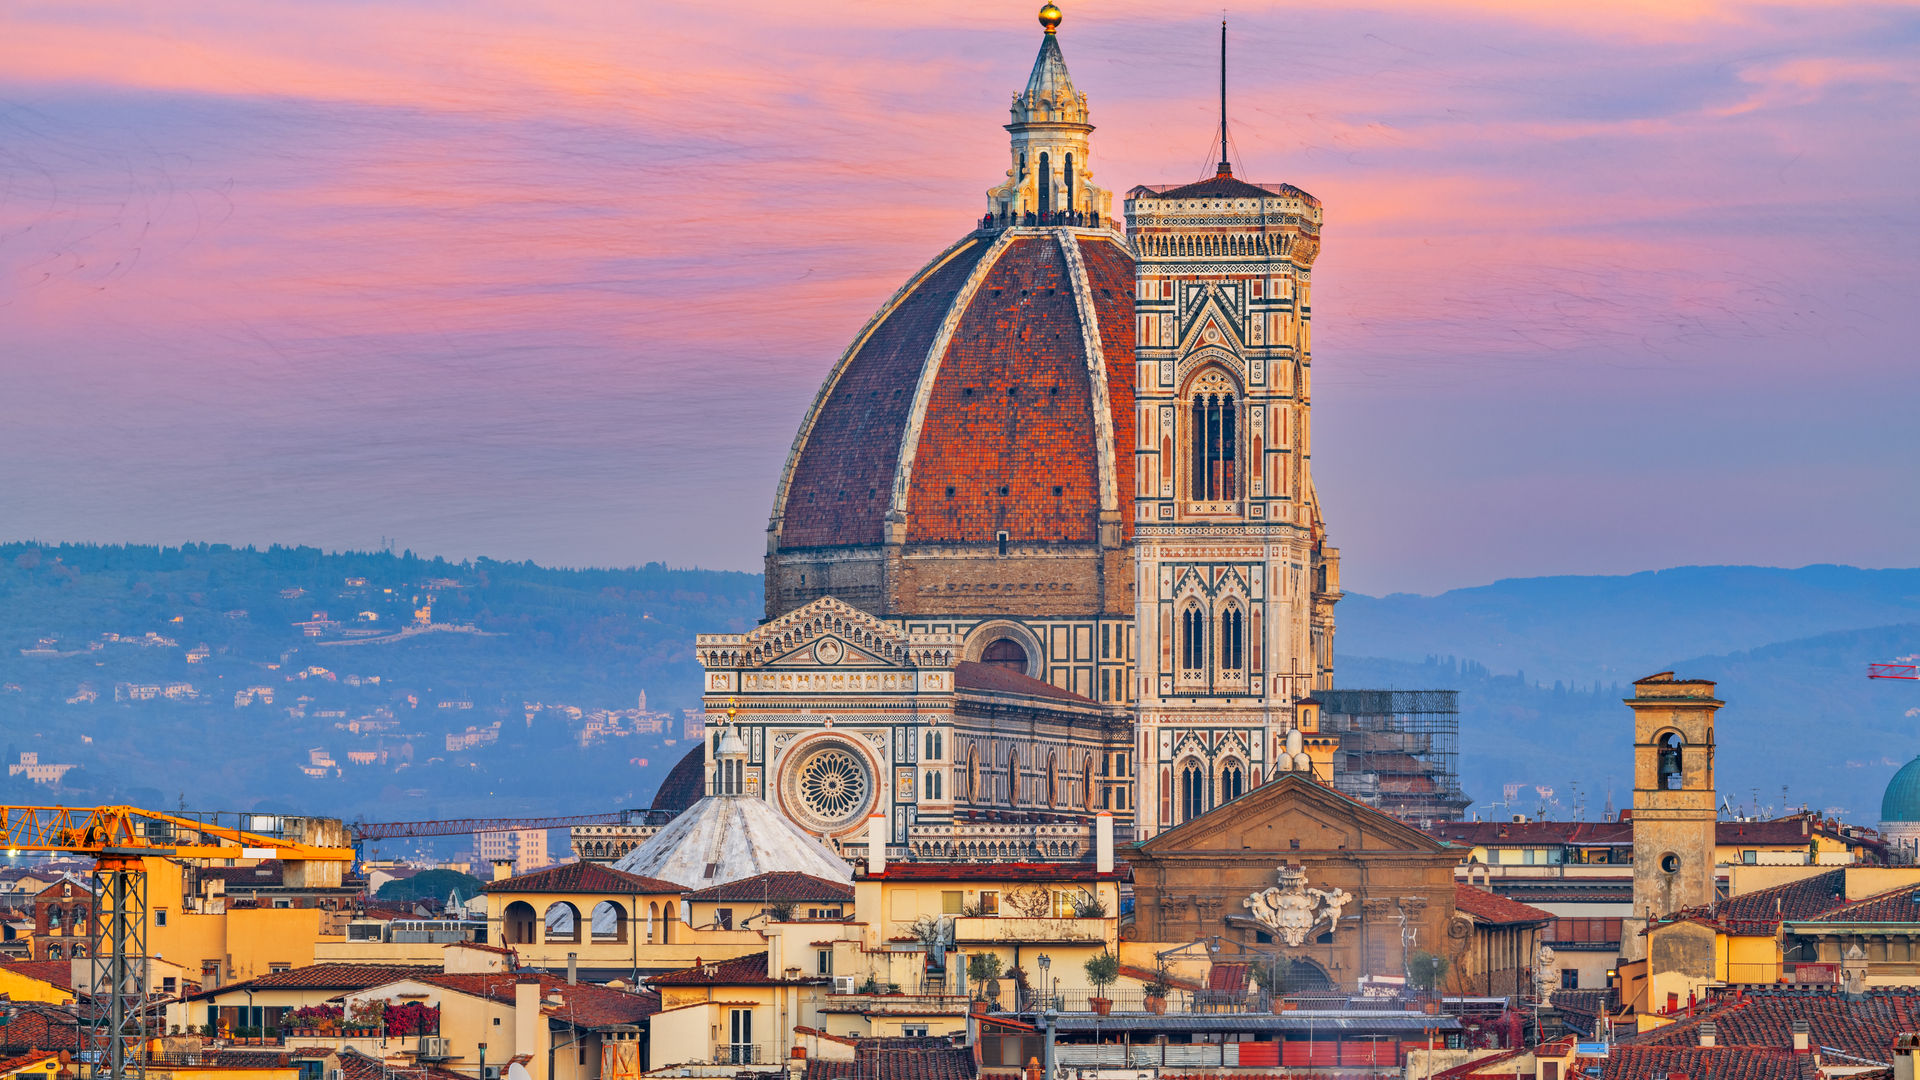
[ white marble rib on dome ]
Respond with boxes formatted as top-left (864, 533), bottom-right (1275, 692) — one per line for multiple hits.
top-left (612, 792), bottom-right (853, 890)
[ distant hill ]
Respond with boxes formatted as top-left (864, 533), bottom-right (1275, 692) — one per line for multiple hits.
top-left (1342, 565), bottom-right (1920, 685)
top-left (0, 542), bottom-right (760, 829)
top-left (5, 544), bottom-right (1914, 838)
top-left (1339, 565), bottom-right (1920, 825)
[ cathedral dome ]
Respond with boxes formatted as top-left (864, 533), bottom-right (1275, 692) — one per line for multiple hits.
top-left (1883, 755), bottom-right (1920, 823)
top-left (771, 230), bottom-right (1134, 556)
top-left (761, 7), bottom-right (1135, 624)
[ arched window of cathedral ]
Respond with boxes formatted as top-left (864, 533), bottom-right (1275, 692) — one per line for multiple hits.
top-left (981, 638), bottom-right (1028, 673)
top-left (1064, 153), bottom-right (1075, 213)
top-left (1038, 152), bottom-right (1052, 218)
top-left (1179, 763), bottom-right (1206, 823)
top-left (925, 769), bottom-right (942, 801)
top-left (1189, 384), bottom-right (1238, 504)
top-left (1219, 605), bottom-right (1245, 673)
top-left (1083, 755), bottom-right (1095, 809)
top-left (1179, 605), bottom-right (1206, 673)
top-left (1220, 760), bottom-right (1245, 803)
top-left (1007, 750), bottom-right (1020, 805)
top-left (1046, 751), bottom-right (1058, 807)
top-left (966, 747), bottom-right (979, 803)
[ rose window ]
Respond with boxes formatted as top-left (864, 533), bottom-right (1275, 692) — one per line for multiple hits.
top-left (784, 742), bottom-right (873, 833)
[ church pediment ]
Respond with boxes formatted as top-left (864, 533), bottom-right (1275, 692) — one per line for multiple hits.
top-left (1138, 773), bottom-right (1445, 856)
top-left (724, 596), bottom-right (925, 671)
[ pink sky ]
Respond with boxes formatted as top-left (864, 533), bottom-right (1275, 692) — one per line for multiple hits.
top-left (2, 0), bottom-right (1916, 594)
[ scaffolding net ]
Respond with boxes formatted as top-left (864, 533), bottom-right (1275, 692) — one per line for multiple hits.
top-left (1316, 689), bottom-right (1469, 825)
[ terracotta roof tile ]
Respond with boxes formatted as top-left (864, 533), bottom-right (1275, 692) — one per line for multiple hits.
top-left (649, 952), bottom-right (820, 987)
top-left (805, 1037), bottom-right (973, 1080)
top-left (1803, 882), bottom-right (1920, 924)
top-left (0, 959), bottom-right (78, 993)
top-left (1454, 884), bottom-right (1553, 926)
top-left (183, 963), bottom-right (429, 1001)
top-left (483, 861), bottom-right (682, 896)
top-left (954, 661), bottom-right (1097, 706)
top-left (683, 872), bottom-right (853, 904)
top-left (1601, 1046), bottom-right (1816, 1080)
top-left (385, 973), bottom-right (658, 1028)
top-left (1626, 989), bottom-right (1920, 1063)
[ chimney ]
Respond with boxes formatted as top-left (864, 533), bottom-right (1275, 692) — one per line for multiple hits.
top-left (491, 858), bottom-right (514, 882)
top-left (867, 814), bottom-right (887, 875)
top-left (1698, 1021), bottom-right (1716, 1048)
top-left (1792, 1018), bottom-right (1810, 1054)
top-left (1893, 1032), bottom-right (1920, 1080)
top-left (515, 974), bottom-right (547, 1080)
top-left (567, 952), bottom-right (577, 986)
top-left (1095, 812), bottom-right (1114, 874)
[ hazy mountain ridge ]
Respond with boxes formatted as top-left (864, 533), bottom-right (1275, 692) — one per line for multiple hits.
top-left (1342, 565), bottom-right (1920, 685)
top-left (1339, 564), bottom-right (1920, 824)
top-left (3, 543), bottom-right (1914, 833)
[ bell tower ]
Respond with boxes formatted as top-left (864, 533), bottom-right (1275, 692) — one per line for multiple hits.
top-left (1124, 24), bottom-right (1340, 840)
top-left (1622, 672), bottom-right (1722, 960)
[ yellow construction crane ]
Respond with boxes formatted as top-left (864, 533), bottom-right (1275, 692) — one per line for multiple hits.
top-left (0, 805), bottom-right (356, 1080)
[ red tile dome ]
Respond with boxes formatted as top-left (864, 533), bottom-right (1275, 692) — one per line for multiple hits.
top-left (765, 228), bottom-right (1135, 620)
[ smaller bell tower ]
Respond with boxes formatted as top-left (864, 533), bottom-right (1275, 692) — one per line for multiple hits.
top-left (1622, 672), bottom-right (1722, 961)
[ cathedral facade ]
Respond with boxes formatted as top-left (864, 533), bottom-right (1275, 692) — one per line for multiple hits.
top-left (693, 6), bottom-right (1340, 862)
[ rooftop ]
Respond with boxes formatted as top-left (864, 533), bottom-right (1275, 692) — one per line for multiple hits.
top-left (684, 871), bottom-right (853, 904)
top-left (1453, 883), bottom-right (1553, 926)
top-left (483, 860), bottom-right (682, 896)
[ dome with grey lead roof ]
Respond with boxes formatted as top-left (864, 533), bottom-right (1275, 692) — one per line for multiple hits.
top-left (612, 785), bottom-right (852, 890)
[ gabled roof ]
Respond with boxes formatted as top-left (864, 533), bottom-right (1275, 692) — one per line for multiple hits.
top-left (650, 952), bottom-right (823, 987)
top-left (1138, 771), bottom-right (1445, 855)
top-left (1453, 884), bottom-right (1552, 926)
top-left (183, 963), bottom-right (430, 1001)
top-left (1800, 881), bottom-right (1920, 925)
top-left (954, 661), bottom-right (1098, 707)
top-left (1622, 988), bottom-right (1920, 1064)
top-left (0, 959), bottom-right (78, 993)
top-left (684, 871), bottom-right (853, 904)
top-left (1599, 1046), bottom-right (1815, 1080)
top-left (805, 1037), bottom-right (974, 1080)
top-left (358, 973), bottom-right (658, 1028)
top-left (483, 860), bottom-right (682, 896)
top-left (1716, 869), bottom-right (1847, 929)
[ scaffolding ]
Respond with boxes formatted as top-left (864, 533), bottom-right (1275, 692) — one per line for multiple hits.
top-left (1316, 689), bottom-right (1469, 825)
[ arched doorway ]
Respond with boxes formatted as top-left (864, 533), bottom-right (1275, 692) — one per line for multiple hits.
top-left (503, 901), bottom-right (537, 945)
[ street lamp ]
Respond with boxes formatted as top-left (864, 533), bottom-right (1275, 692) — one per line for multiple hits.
top-left (1036, 954), bottom-right (1051, 1011)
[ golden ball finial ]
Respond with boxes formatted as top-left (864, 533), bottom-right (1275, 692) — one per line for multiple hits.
top-left (1038, 3), bottom-right (1062, 33)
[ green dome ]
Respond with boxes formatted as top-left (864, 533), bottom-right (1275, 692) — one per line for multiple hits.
top-left (1883, 755), bottom-right (1920, 823)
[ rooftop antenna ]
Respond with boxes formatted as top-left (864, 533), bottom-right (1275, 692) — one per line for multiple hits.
top-left (1216, 19), bottom-right (1231, 176)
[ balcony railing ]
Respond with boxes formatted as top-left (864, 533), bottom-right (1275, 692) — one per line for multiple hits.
top-left (952, 916), bottom-right (1108, 944)
top-left (712, 1043), bottom-right (765, 1066)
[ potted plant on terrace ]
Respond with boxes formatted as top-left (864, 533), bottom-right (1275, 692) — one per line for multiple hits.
top-left (967, 953), bottom-right (1003, 1011)
top-left (1142, 962), bottom-right (1172, 1015)
top-left (1084, 950), bottom-right (1120, 1016)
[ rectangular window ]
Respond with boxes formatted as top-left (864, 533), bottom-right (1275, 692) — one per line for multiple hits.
top-left (1743, 850), bottom-right (1757, 865)
top-left (903, 1025), bottom-right (929, 1038)
top-left (269, 963), bottom-right (290, 974)
top-left (817, 950), bottom-right (831, 976)
top-left (978, 891), bottom-right (998, 915)
top-left (942, 891), bottom-right (964, 915)
top-left (716, 908), bottom-right (733, 930)
top-left (1562, 968), bottom-right (1578, 989)
top-left (155, 909), bottom-right (168, 926)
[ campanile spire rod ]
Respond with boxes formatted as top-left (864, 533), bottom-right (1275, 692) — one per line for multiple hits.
top-left (1217, 19), bottom-right (1230, 176)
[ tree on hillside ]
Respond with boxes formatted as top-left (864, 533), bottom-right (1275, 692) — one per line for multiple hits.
top-left (376, 868), bottom-right (485, 904)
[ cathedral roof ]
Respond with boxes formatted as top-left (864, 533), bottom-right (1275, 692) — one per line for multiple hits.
top-left (650, 745), bottom-right (706, 815)
top-left (611, 788), bottom-right (852, 890)
top-left (769, 229), bottom-right (1134, 557)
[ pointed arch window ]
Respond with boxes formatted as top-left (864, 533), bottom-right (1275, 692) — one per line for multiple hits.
top-left (966, 747), bottom-right (980, 803)
top-left (1038, 152), bottom-right (1052, 218)
top-left (1180, 606), bottom-right (1206, 673)
top-left (1220, 760), bottom-right (1245, 803)
top-left (1179, 763), bottom-right (1206, 823)
top-left (1220, 605), bottom-right (1245, 672)
top-left (1065, 153), bottom-right (1075, 213)
top-left (1046, 751), bottom-right (1059, 808)
top-left (1188, 371), bottom-right (1238, 502)
top-left (1007, 750), bottom-right (1020, 805)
